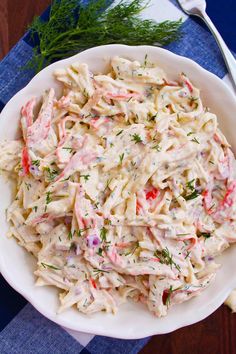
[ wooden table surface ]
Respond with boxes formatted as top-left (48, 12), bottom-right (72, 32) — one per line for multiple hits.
top-left (0, 1), bottom-right (236, 353)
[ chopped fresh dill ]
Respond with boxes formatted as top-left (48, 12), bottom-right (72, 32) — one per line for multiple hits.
top-left (131, 133), bottom-right (142, 144)
top-left (62, 147), bottom-right (73, 153)
top-left (148, 113), bottom-right (157, 122)
top-left (105, 178), bottom-right (112, 191)
top-left (187, 131), bottom-right (194, 136)
top-left (44, 191), bottom-right (52, 211)
top-left (46, 191), bottom-right (52, 205)
top-left (32, 160), bottom-right (40, 167)
top-left (183, 179), bottom-right (200, 200)
top-left (176, 233), bottom-right (190, 236)
top-left (68, 230), bottom-right (73, 240)
top-left (186, 179), bottom-right (195, 191)
top-left (184, 190), bottom-right (200, 200)
top-left (61, 175), bottom-right (71, 182)
top-left (44, 167), bottom-right (59, 181)
top-left (152, 143), bottom-right (161, 151)
top-left (144, 53), bottom-right (148, 67)
top-left (80, 174), bottom-right (90, 181)
top-left (93, 268), bottom-right (109, 275)
top-left (25, 182), bottom-right (32, 191)
top-left (191, 137), bottom-right (200, 144)
top-left (163, 285), bottom-right (174, 307)
top-left (119, 153), bottom-right (125, 164)
top-left (100, 227), bottom-right (108, 242)
top-left (185, 251), bottom-right (191, 259)
top-left (154, 247), bottom-right (180, 271)
top-left (41, 262), bottom-right (61, 270)
top-left (200, 232), bottom-right (211, 239)
top-left (32, 206), bottom-right (38, 212)
top-left (77, 227), bottom-right (91, 237)
top-left (116, 130), bottom-right (123, 136)
top-left (97, 248), bottom-right (103, 256)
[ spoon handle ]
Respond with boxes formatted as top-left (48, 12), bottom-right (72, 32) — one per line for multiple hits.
top-left (200, 11), bottom-right (236, 91)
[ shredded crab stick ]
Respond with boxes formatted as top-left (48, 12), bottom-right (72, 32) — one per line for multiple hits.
top-left (105, 92), bottom-right (141, 100)
top-left (27, 88), bottom-right (55, 147)
top-left (20, 146), bottom-right (31, 176)
top-left (20, 97), bottom-right (36, 141)
top-left (55, 149), bottom-right (97, 181)
top-left (2, 56), bottom-right (236, 317)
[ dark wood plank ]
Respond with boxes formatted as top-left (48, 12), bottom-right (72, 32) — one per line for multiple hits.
top-left (1, 1), bottom-right (236, 353)
top-left (7, 0), bottom-right (51, 53)
top-left (140, 305), bottom-right (236, 354)
top-left (0, 0), bottom-right (8, 58)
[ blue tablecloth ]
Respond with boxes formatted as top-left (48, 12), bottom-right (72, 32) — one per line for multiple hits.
top-left (0, 0), bottom-right (235, 353)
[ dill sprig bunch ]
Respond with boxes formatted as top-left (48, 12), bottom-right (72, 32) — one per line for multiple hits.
top-left (29, 0), bottom-right (182, 72)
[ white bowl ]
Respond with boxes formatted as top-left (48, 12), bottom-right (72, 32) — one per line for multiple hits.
top-left (1, 45), bottom-right (236, 339)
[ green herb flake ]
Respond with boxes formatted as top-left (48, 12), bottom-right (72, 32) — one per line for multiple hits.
top-left (32, 206), bottom-right (38, 212)
top-left (131, 133), bottom-right (142, 144)
top-left (25, 182), bottom-right (32, 191)
top-left (100, 227), bottom-right (108, 242)
top-left (80, 174), bottom-right (90, 181)
top-left (154, 247), bottom-right (180, 272)
top-left (116, 130), bottom-right (123, 136)
top-left (77, 227), bottom-right (90, 237)
top-left (200, 232), bottom-right (211, 239)
top-left (191, 137), bottom-right (200, 144)
top-left (46, 191), bottom-right (52, 205)
top-left (163, 285), bottom-right (174, 307)
top-left (144, 53), bottom-right (148, 67)
top-left (152, 143), bottom-right (161, 151)
top-left (41, 262), bottom-right (61, 270)
top-left (97, 248), bottom-right (103, 256)
top-left (32, 160), bottom-right (40, 167)
top-left (68, 230), bottom-right (73, 240)
top-left (119, 153), bottom-right (125, 164)
top-left (44, 167), bottom-right (59, 181)
top-left (62, 147), bottom-right (73, 153)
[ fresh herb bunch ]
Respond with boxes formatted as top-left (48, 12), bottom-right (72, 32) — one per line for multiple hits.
top-left (29, 0), bottom-right (182, 72)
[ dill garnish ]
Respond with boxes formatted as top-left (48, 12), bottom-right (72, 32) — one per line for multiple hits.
top-left (41, 262), bottom-right (61, 270)
top-left (44, 167), bottom-right (59, 181)
top-left (68, 230), bottom-right (73, 240)
top-left (182, 179), bottom-right (200, 201)
top-left (163, 285), bottom-right (174, 307)
top-left (28, 0), bottom-right (182, 72)
top-left (116, 130), bottom-right (123, 136)
top-left (80, 174), bottom-right (90, 181)
top-left (32, 159), bottom-right (40, 167)
top-left (25, 182), bottom-right (32, 191)
top-left (62, 147), bottom-right (73, 153)
top-left (200, 232), bottom-right (211, 239)
top-left (151, 143), bottom-right (161, 151)
top-left (44, 191), bottom-right (52, 211)
top-left (154, 247), bottom-right (180, 271)
top-left (46, 191), bottom-right (52, 205)
top-left (191, 137), bottom-right (200, 144)
top-left (131, 133), bottom-right (142, 144)
top-left (119, 153), bottom-right (125, 164)
top-left (77, 227), bottom-right (91, 237)
top-left (100, 227), bottom-right (108, 242)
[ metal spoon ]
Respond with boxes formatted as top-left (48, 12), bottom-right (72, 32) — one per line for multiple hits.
top-left (177, 0), bottom-right (236, 90)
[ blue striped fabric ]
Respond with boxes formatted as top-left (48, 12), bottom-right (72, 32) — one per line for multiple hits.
top-left (0, 0), bottom-right (235, 353)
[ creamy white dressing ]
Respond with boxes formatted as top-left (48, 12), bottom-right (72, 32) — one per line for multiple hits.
top-left (1, 56), bottom-right (236, 317)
